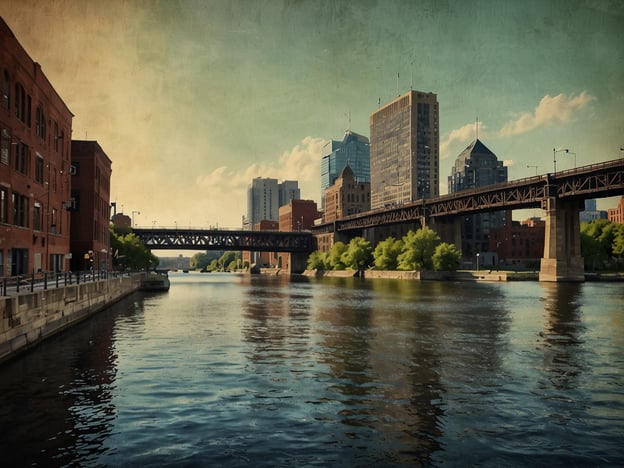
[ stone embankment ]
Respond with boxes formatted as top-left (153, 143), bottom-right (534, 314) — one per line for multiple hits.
top-left (0, 275), bottom-right (141, 364)
top-left (303, 269), bottom-right (539, 281)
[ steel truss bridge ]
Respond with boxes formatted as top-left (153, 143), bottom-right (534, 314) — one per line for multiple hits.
top-left (131, 158), bottom-right (623, 278)
top-left (132, 228), bottom-right (316, 253)
top-left (312, 158), bottom-right (624, 233)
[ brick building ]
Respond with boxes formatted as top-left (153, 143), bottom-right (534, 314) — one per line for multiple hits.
top-left (488, 217), bottom-right (545, 267)
top-left (1, 18), bottom-right (73, 275)
top-left (70, 141), bottom-right (112, 271)
top-left (607, 197), bottom-right (624, 224)
top-left (277, 199), bottom-right (320, 271)
top-left (324, 166), bottom-right (370, 224)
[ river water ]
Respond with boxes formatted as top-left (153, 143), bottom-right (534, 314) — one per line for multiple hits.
top-left (0, 273), bottom-right (623, 467)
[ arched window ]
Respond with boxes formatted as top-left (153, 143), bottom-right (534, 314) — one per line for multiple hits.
top-left (2, 70), bottom-right (9, 111)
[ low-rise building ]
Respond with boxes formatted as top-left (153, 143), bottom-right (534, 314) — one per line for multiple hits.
top-left (607, 197), bottom-right (624, 224)
top-left (324, 166), bottom-right (370, 224)
top-left (488, 217), bottom-right (545, 267)
top-left (278, 199), bottom-right (320, 271)
top-left (70, 140), bottom-right (112, 271)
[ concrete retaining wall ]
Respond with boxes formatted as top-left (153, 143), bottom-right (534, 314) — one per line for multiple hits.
top-left (0, 275), bottom-right (141, 364)
top-left (303, 269), bottom-right (518, 282)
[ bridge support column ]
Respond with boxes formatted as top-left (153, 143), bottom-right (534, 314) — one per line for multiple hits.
top-left (539, 197), bottom-right (584, 282)
top-left (428, 217), bottom-right (462, 250)
top-left (290, 252), bottom-right (309, 274)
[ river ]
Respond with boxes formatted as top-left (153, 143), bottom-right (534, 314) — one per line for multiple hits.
top-left (0, 272), bottom-right (623, 466)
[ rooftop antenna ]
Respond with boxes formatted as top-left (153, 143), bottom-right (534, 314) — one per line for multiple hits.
top-left (475, 116), bottom-right (479, 140)
top-left (396, 72), bottom-right (400, 96)
top-left (378, 97), bottom-right (381, 108)
top-left (410, 61), bottom-right (414, 90)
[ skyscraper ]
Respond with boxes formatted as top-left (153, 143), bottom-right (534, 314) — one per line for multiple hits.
top-left (320, 130), bottom-right (370, 210)
top-left (369, 90), bottom-right (439, 210)
top-left (246, 177), bottom-right (300, 227)
top-left (448, 138), bottom-right (508, 259)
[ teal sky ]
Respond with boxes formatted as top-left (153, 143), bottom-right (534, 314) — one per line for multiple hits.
top-left (1, 0), bottom-right (622, 228)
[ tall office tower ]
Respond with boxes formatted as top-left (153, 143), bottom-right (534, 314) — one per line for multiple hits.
top-left (320, 130), bottom-right (370, 210)
top-left (369, 90), bottom-right (439, 210)
top-left (448, 139), bottom-right (508, 259)
top-left (247, 177), bottom-right (278, 227)
top-left (246, 178), bottom-right (300, 227)
top-left (279, 180), bottom-right (300, 208)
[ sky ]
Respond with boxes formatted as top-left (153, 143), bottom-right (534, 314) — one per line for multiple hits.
top-left (1, 0), bottom-right (623, 230)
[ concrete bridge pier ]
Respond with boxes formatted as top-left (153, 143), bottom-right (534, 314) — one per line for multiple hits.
top-left (428, 216), bottom-right (462, 250)
top-left (539, 197), bottom-right (585, 282)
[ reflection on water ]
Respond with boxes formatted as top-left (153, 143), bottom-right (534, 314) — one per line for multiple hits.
top-left (539, 283), bottom-right (586, 391)
top-left (0, 274), bottom-right (622, 466)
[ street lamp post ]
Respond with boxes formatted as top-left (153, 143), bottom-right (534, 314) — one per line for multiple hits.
top-left (553, 148), bottom-right (569, 173)
top-left (132, 210), bottom-right (140, 227)
top-left (476, 252), bottom-right (480, 271)
top-left (527, 165), bottom-right (539, 176)
top-left (566, 151), bottom-right (577, 168)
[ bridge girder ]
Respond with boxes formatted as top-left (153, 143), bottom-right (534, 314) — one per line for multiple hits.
top-left (312, 158), bottom-right (624, 234)
top-left (133, 229), bottom-right (316, 253)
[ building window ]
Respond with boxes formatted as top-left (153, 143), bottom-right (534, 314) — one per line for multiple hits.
top-left (35, 105), bottom-right (46, 140)
top-left (14, 142), bottom-right (28, 175)
top-left (1, 128), bottom-right (9, 165)
top-left (2, 69), bottom-right (9, 111)
top-left (51, 208), bottom-right (57, 234)
top-left (12, 192), bottom-right (29, 227)
top-left (35, 156), bottom-right (44, 184)
top-left (0, 187), bottom-right (7, 223)
top-left (14, 82), bottom-right (26, 123)
top-left (53, 122), bottom-right (59, 151)
top-left (33, 202), bottom-right (41, 231)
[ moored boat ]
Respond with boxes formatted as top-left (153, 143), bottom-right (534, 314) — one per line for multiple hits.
top-left (140, 270), bottom-right (171, 292)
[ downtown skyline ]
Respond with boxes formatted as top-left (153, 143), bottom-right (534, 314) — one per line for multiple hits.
top-left (0, 0), bottom-right (622, 228)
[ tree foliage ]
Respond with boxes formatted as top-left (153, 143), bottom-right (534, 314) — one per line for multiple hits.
top-left (432, 242), bottom-right (462, 271)
top-left (307, 250), bottom-right (330, 270)
top-left (397, 227), bottom-right (441, 271)
top-left (110, 226), bottom-right (159, 270)
top-left (307, 227), bottom-right (463, 272)
top-left (373, 237), bottom-right (404, 270)
top-left (341, 237), bottom-right (373, 271)
top-left (329, 242), bottom-right (348, 270)
top-left (581, 219), bottom-right (624, 270)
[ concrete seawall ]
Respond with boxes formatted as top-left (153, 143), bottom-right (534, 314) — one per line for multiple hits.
top-left (0, 275), bottom-right (142, 364)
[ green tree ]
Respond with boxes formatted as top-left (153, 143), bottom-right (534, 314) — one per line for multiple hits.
top-left (373, 236), bottom-right (404, 270)
top-left (397, 227), bottom-right (441, 271)
top-left (432, 242), bottom-right (462, 271)
top-left (329, 241), bottom-right (348, 270)
top-left (307, 250), bottom-right (329, 270)
top-left (110, 226), bottom-right (158, 270)
top-left (190, 252), bottom-right (214, 270)
top-left (341, 237), bottom-right (373, 271)
top-left (613, 224), bottom-right (624, 258)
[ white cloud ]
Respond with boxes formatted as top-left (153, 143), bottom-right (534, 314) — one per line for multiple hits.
top-left (498, 91), bottom-right (596, 137)
top-left (194, 136), bottom-right (327, 226)
top-left (440, 122), bottom-right (478, 160)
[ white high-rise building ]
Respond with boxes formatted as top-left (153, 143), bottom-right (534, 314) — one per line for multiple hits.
top-left (245, 178), bottom-right (300, 228)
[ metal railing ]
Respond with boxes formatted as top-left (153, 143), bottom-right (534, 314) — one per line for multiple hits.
top-left (1, 270), bottom-right (129, 296)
